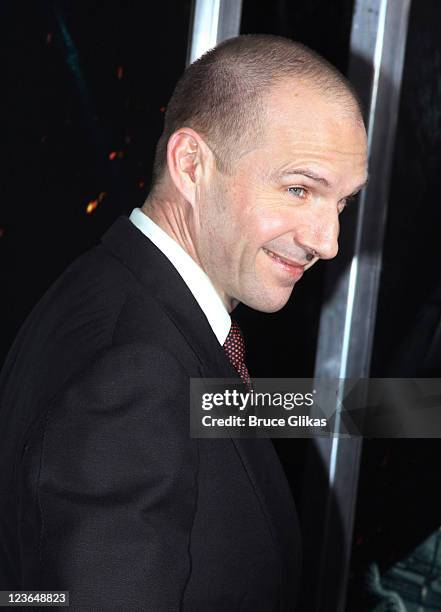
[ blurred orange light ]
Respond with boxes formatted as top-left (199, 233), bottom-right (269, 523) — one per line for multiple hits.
top-left (86, 191), bottom-right (106, 215)
top-left (86, 200), bottom-right (98, 214)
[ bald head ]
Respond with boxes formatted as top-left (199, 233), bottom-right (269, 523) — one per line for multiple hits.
top-left (152, 34), bottom-right (363, 186)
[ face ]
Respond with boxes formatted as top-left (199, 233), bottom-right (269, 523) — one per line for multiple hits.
top-left (195, 80), bottom-right (368, 313)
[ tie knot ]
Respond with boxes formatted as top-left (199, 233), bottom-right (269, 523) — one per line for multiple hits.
top-left (223, 320), bottom-right (250, 388)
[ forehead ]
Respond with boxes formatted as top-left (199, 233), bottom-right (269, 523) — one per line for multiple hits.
top-left (256, 80), bottom-right (367, 181)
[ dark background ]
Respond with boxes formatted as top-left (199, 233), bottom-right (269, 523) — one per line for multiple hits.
top-left (1, 1), bottom-right (440, 609)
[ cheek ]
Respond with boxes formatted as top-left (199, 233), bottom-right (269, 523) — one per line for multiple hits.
top-left (234, 184), bottom-right (286, 231)
top-left (215, 180), bottom-right (291, 254)
top-left (250, 203), bottom-right (295, 245)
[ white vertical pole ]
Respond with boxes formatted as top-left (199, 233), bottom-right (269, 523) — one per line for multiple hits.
top-left (303, 1), bottom-right (411, 610)
top-left (187, 0), bottom-right (243, 66)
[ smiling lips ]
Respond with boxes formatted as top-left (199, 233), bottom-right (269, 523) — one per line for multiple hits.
top-left (263, 247), bottom-right (305, 280)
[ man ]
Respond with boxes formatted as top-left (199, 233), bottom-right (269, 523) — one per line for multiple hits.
top-left (0, 35), bottom-right (367, 610)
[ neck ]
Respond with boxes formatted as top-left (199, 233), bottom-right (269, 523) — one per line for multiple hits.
top-left (141, 191), bottom-right (237, 313)
top-left (142, 192), bottom-right (199, 265)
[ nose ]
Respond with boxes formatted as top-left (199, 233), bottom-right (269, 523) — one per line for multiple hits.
top-left (295, 206), bottom-right (340, 261)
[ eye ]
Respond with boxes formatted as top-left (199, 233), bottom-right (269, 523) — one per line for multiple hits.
top-left (287, 186), bottom-right (307, 199)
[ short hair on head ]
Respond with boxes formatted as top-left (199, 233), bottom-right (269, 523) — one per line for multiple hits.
top-left (151, 34), bottom-right (363, 186)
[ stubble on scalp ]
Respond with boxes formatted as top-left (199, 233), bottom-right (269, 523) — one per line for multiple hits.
top-left (151, 34), bottom-right (364, 188)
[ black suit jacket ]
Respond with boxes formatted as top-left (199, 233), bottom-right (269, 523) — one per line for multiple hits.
top-left (0, 216), bottom-right (301, 610)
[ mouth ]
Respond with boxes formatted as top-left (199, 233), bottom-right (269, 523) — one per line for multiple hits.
top-left (262, 248), bottom-right (305, 280)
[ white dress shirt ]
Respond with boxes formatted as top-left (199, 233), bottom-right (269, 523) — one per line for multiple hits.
top-left (129, 207), bottom-right (231, 345)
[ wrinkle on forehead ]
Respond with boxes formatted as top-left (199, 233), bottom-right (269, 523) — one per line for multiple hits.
top-left (267, 112), bottom-right (366, 154)
top-left (265, 119), bottom-right (366, 182)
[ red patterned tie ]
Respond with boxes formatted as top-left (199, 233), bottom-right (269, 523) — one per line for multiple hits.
top-left (223, 320), bottom-right (251, 388)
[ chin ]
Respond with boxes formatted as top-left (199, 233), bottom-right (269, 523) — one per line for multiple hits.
top-left (257, 301), bottom-right (290, 314)
top-left (242, 288), bottom-right (294, 313)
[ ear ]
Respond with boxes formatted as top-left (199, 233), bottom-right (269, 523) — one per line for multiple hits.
top-left (166, 128), bottom-right (211, 206)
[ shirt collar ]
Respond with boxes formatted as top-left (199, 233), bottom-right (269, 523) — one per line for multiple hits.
top-left (129, 207), bottom-right (231, 345)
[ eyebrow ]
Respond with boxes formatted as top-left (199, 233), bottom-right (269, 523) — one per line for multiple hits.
top-left (280, 168), bottom-right (332, 187)
top-left (279, 168), bottom-right (369, 195)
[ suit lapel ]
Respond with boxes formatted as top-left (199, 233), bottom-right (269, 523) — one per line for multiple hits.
top-left (101, 216), bottom-right (229, 376)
